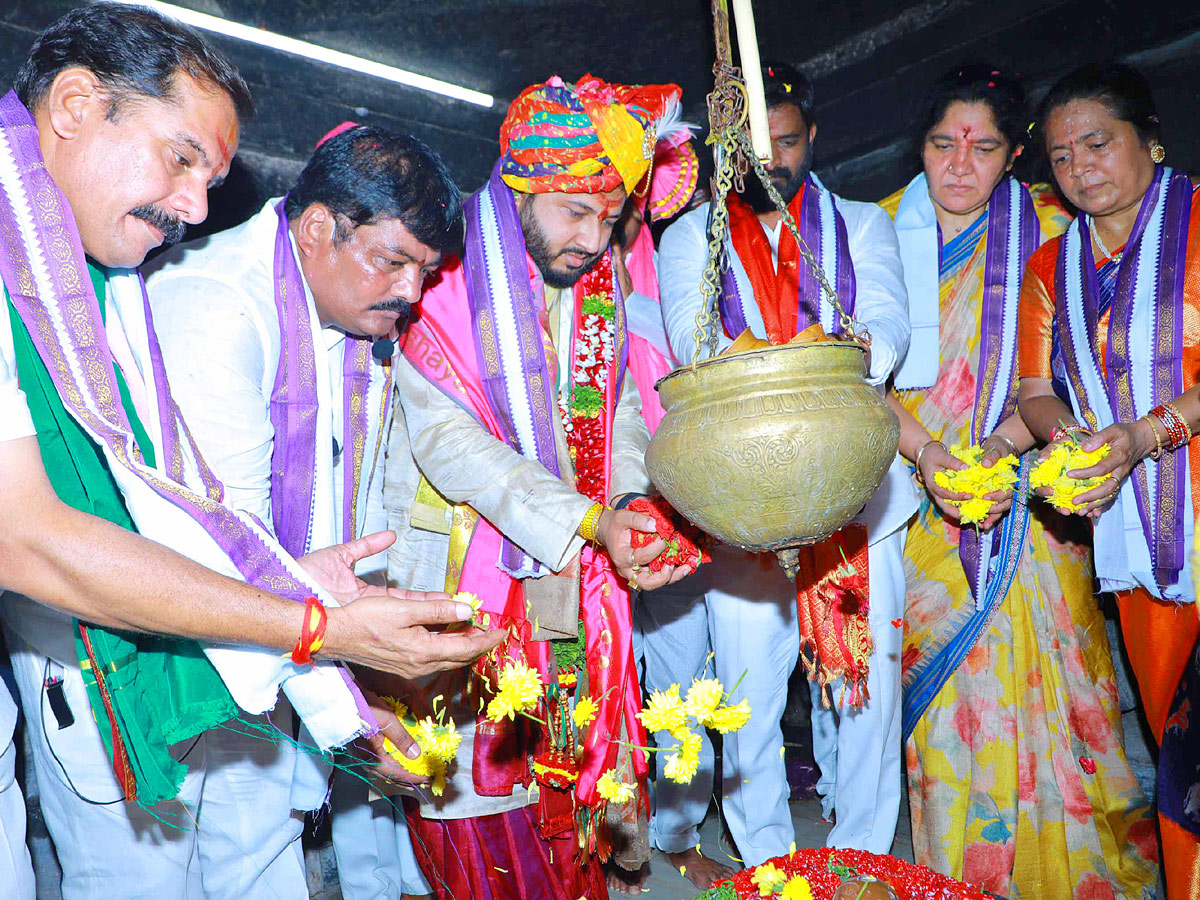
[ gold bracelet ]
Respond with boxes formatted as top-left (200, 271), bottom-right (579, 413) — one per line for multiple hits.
top-left (913, 439), bottom-right (944, 487)
top-left (577, 502), bottom-right (606, 542)
top-left (1143, 414), bottom-right (1164, 461)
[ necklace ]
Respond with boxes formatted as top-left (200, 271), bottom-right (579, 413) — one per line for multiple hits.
top-left (1089, 217), bottom-right (1123, 262)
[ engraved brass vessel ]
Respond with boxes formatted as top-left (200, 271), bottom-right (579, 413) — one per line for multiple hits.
top-left (646, 341), bottom-right (900, 553)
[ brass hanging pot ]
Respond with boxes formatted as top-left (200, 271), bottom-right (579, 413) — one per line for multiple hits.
top-left (644, 0), bottom-right (899, 569)
top-left (646, 341), bottom-right (898, 555)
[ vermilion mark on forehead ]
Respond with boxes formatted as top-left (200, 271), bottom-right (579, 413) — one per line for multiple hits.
top-left (598, 195), bottom-right (622, 218)
top-left (216, 129), bottom-right (233, 169)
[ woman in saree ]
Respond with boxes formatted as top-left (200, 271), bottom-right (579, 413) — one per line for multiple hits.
top-left (881, 65), bottom-right (1158, 897)
top-left (1018, 61), bottom-right (1200, 894)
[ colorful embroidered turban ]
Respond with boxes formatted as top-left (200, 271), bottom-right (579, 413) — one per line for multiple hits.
top-left (500, 74), bottom-right (685, 196)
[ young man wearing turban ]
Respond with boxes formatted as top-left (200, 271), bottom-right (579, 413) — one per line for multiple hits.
top-left (384, 74), bottom-right (697, 899)
top-left (658, 63), bottom-right (916, 865)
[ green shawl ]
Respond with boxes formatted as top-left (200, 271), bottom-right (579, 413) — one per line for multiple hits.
top-left (7, 263), bottom-right (237, 807)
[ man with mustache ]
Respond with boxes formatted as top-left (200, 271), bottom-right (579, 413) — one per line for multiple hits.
top-left (658, 63), bottom-right (915, 863)
top-left (146, 123), bottom-right (467, 900)
top-left (0, 7), bottom-right (498, 898)
top-left (384, 75), bottom-right (698, 899)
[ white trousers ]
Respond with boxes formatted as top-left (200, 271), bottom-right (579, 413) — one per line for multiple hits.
top-left (632, 571), bottom-right (714, 854)
top-left (808, 529), bottom-right (905, 854)
top-left (0, 734), bottom-right (34, 900)
top-left (7, 629), bottom-right (308, 899)
top-left (330, 770), bottom-right (432, 898)
top-left (704, 530), bottom-right (905, 866)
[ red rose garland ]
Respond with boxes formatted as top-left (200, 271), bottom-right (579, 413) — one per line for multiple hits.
top-left (561, 260), bottom-right (617, 503)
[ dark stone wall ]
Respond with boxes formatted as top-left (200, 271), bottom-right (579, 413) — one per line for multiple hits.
top-left (2, 0), bottom-right (1198, 229)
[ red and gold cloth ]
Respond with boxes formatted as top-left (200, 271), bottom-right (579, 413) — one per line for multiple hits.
top-left (408, 802), bottom-right (608, 900)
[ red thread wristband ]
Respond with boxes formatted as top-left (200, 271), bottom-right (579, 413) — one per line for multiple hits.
top-left (288, 596), bottom-right (327, 666)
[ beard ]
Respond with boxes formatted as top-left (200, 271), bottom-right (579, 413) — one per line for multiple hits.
top-left (519, 198), bottom-right (606, 289)
top-left (130, 203), bottom-right (186, 246)
top-left (738, 146), bottom-right (813, 214)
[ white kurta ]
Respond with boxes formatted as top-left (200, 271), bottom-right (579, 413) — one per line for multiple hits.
top-left (146, 199), bottom-right (390, 570)
top-left (0, 267), bottom-right (326, 899)
top-left (146, 199), bottom-right (422, 898)
top-left (657, 190), bottom-right (914, 861)
top-left (0, 294), bottom-right (38, 900)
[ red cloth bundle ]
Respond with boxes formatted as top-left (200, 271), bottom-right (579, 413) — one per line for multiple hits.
top-left (628, 497), bottom-right (711, 572)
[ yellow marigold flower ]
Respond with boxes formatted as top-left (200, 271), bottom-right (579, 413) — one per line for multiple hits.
top-left (750, 862), bottom-right (788, 896)
top-left (638, 684), bottom-right (688, 739)
top-left (931, 443), bottom-right (1019, 525)
top-left (780, 875), bottom-right (814, 900)
top-left (708, 699), bottom-right (751, 734)
top-left (485, 660), bottom-right (543, 723)
top-left (685, 677), bottom-right (725, 726)
top-left (382, 734), bottom-right (452, 796)
top-left (413, 716), bottom-right (461, 763)
top-left (452, 591), bottom-right (482, 613)
top-left (596, 770), bottom-right (636, 804)
top-left (958, 496), bottom-right (994, 525)
top-left (381, 696), bottom-right (409, 719)
top-left (1031, 441), bottom-right (1112, 512)
top-left (573, 695), bottom-right (599, 730)
top-left (531, 760), bottom-right (578, 784)
top-left (663, 732), bottom-right (702, 784)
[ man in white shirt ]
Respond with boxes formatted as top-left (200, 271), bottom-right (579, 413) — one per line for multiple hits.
top-left (657, 64), bottom-right (917, 863)
top-left (146, 123), bottom-right (465, 900)
top-left (0, 7), bottom-right (498, 899)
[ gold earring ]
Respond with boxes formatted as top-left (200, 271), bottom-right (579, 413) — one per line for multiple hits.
top-left (1151, 141), bottom-right (1166, 164)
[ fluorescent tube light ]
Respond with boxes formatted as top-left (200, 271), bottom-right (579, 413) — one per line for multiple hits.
top-left (131, 0), bottom-right (494, 108)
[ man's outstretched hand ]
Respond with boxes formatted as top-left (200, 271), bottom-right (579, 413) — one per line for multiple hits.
top-left (301, 530), bottom-right (504, 678)
top-left (298, 530), bottom-right (401, 604)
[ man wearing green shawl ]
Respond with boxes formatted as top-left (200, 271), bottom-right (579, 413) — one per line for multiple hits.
top-left (0, 6), bottom-right (499, 898)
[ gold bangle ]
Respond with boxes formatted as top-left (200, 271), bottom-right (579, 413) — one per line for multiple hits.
top-left (913, 439), bottom-right (943, 486)
top-left (577, 502), bottom-right (606, 542)
top-left (1143, 414), bottom-right (1164, 461)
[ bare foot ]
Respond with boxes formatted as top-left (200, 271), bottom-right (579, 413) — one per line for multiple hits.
top-left (663, 847), bottom-right (735, 890)
top-left (605, 861), bottom-right (648, 896)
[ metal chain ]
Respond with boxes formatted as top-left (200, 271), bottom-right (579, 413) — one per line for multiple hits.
top-left (690, 0), bottom-right (869, 361)
top-left (691, 129), bottom-right (742, 364)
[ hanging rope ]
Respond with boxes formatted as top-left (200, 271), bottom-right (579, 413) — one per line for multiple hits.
top-left (691, 0), bottom-right (867, 367)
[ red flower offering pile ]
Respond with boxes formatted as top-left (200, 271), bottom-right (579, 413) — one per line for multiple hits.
top-left (697, 848), bottom-right (992, 900)
top-left (628, 496), bottom-right (711, 572)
